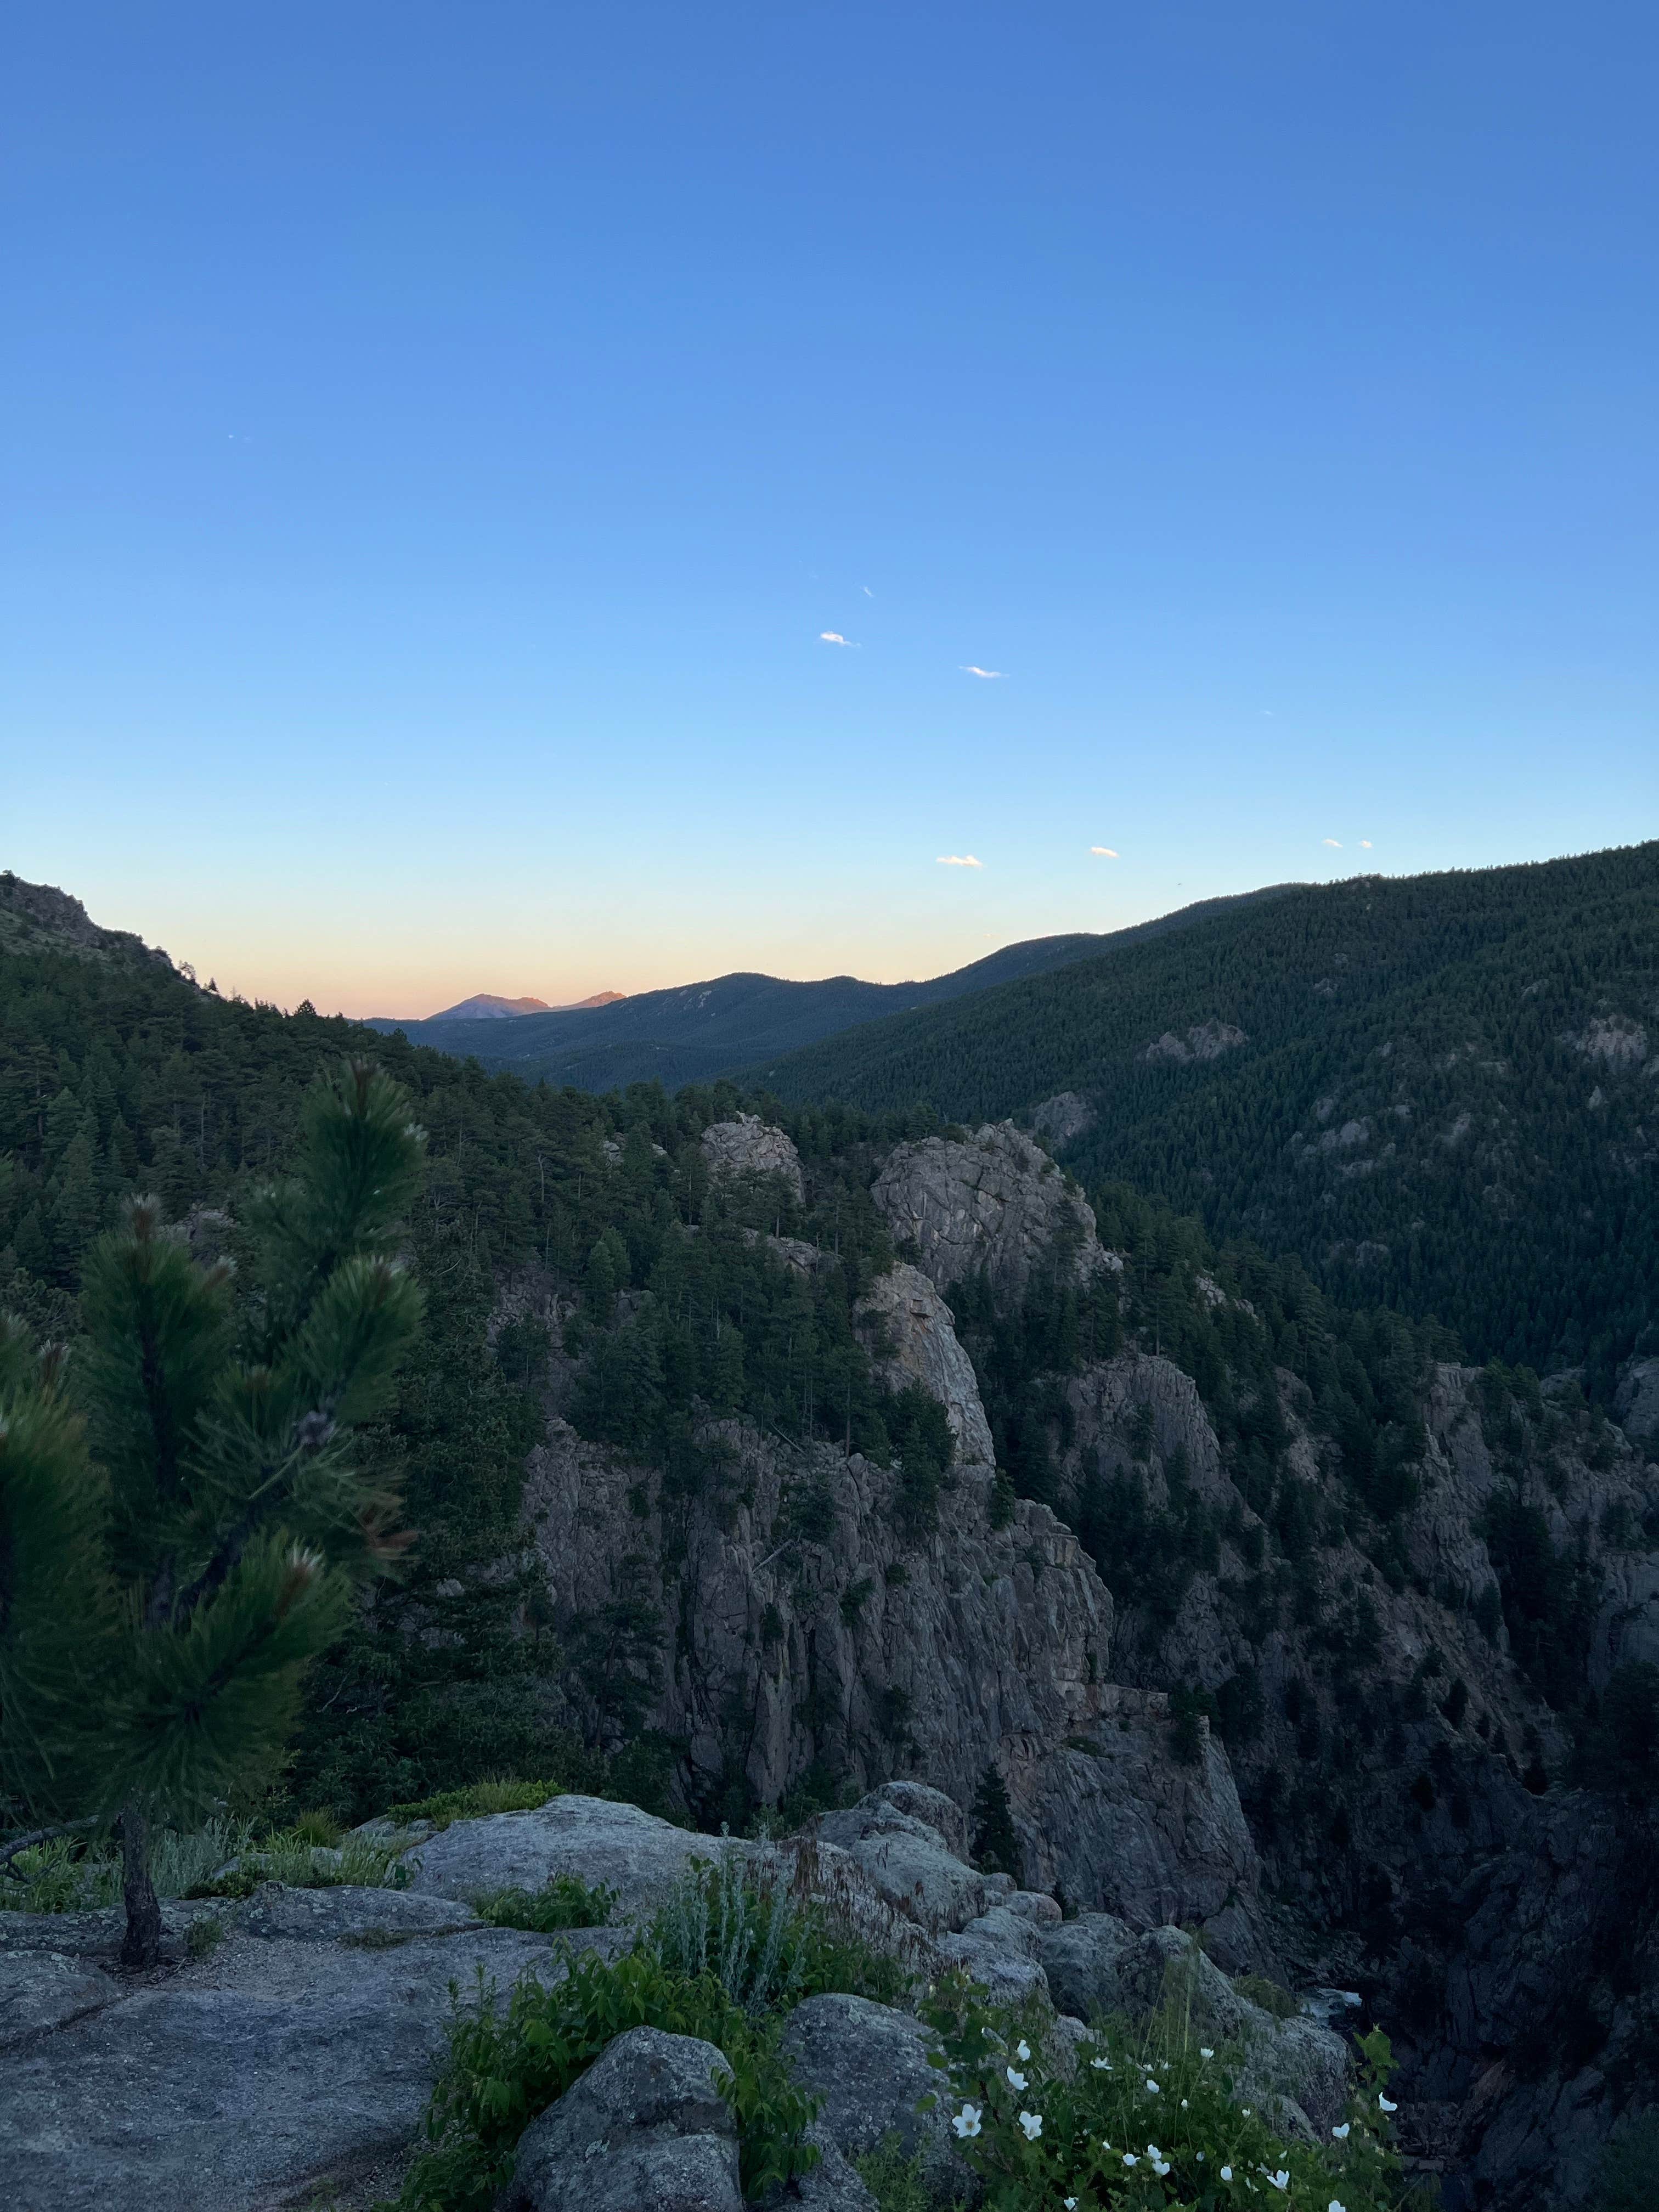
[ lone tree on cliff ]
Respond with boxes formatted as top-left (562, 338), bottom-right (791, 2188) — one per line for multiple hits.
top-left (0, 1060), bottom-right (425, 1966)
top-left (970, 1760), bottom-right (1021, 1878)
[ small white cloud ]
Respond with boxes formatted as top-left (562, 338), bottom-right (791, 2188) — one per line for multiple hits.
top-left (1091, 845), bottom-right (1120, 858)
top-left (1323, 837), bottom-right (1342, 848)
top-left (819, 631), bottom-right (859, 646)
top-left (961, 665), bottom-right (1005, 679)
top-left (1361, 838), bottom-right (1373, 849)
top-left (862, 585), bottom-right (873, 596)
top-left (937, 854), bottom-right (984, 868)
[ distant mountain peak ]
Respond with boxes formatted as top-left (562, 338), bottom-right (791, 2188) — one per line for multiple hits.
top-left (417, 989), bottom-right (627, 1022)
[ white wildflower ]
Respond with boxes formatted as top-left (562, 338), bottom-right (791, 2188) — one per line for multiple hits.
top-left (1271, 2170), bottom-right (1291, 2191)
top-left (1330, 2201), bottom-right (1347, 2212)
top-left (1200, 2046), bottom-right (1215, 2059)
top-left (951, 2103), bottom-right (982, 2141)
top-left (1006, 2067), bottom-right (1027, 2091)
top-left (1065, 2200), bottom-right (1078, 2209)
top-left (1221, 2165), bottom-right (1233, 2181)
top-left (1145, 2077), bottom-right (1160, 2094)
top-left (1331, 2121), bottom-right (1350, 2138)
top-left (1015, 2040), bottom-right (1031, 2061)
top-left (1153, 2159), bottom-right (1172, 2177)
top-left (1122, 2151), bottom-right (1138, 2166)
top-left (1181, 2098), bottom-right (1189, 2108)
top-left (1379, 2094), bottom-right (1398, 2113)
top-left (1018, 2111), bottom-right (1043, 2141)
top-left (1091, 2055), bottom-right (1113, 2071)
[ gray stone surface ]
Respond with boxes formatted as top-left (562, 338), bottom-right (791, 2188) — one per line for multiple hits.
top-left (1034, 1911), bottom-right (1139, 2021)
top-left (866, 1780), bottom-right (971, 1860)
top-left (778, 1994), bottom-right (968, 2195)
top-left (522, 1421), bottom-right (1134, 1893)
top-left (501, 2027), bottom-right (740, 2212)
top-left (0, 1950), bottom-right (121, 2050)
top-left (856, 1262), bottom-right (995, 1465)
top-left (781, 2127), bottom-right (881, 2211)
top-left (1029, 1092), bottom-right (1095, 1144)
top-left (0, 1888), bottom-right (606, 2212)
top-left (871, 1121), bottom-right (1117, 1301)
top-left (700, 1114), bottom-right (805, 1204)
top-left (937, 1904), bottom-right (1049, 2005)
top-left (1143, 1020), bottom-right (1248, 1065)
top-left (813, 1796), bottom-right (986, 1936)
top-left (405, 1793), bottom-right (728, 1921)
top-left (1615, 1355), bottom-right (1659, 1447)
top-left (1004, 1888), bottom-right (1062, 1928)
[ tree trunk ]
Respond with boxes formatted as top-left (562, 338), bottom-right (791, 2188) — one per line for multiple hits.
top-left (118, 1803), bottom-right (162, 1971)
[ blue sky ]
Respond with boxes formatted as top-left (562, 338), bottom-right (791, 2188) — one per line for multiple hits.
top-left (3, 3), bottom-right (1655, 1014)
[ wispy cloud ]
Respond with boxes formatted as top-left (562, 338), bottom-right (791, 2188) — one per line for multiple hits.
top-left (936, 854), bottom-right (984, 868)
top-left (1361, 838), bottom-right (1374, 849)
top-left (1091, 845), bottom-right (1119, 857)
top-left (1323, 837), bottom-right (1343, 848)
top-left (861, 585), bottom-right (873, 597)
top-left (961, 665), bottom-right (1006, 679)
top-left (819, 631), bottom-right (859, 647)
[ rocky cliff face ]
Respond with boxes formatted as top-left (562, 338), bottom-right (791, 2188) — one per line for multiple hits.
top-left (522, 1412), bottom-right (1266, 1967)
top-left (855, 1261), bottom-right (995, 1465)
top-left (501, 1109), bottom-right (1659, 2207)
top-left (871, 1121), bottom-right (1118, 1299)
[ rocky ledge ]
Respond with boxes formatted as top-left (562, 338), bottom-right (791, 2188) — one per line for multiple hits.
top-left (1, 1783), bottom-right (1350, 2211)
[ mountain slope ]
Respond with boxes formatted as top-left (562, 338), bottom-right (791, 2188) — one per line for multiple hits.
top-left (748, 841), bottom-right (1659, 1398)
top-left (0, 871), bottom-right (176, 970)
top-left (370, 884), bottom-right (1302, 1091)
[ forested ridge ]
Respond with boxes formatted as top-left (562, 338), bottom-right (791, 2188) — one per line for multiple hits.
top-left (751, 841), bottom-right (1659, 1401)
top-left (0, 924), bottom-right (967, 1818)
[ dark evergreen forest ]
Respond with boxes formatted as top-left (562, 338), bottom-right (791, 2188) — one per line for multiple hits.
top-left (750, 842), bottom-right (1659, 1403)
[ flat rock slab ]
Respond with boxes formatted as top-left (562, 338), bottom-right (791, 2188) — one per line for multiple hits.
top-left (405, 1794), bottom-right (729, 1921)
top-left (1, 1899), bottom-right (624, 2212)
top-left (0, 1950), bottom-right (122, 2050)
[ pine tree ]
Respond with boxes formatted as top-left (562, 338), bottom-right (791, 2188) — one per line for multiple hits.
top-left (969, 1759), bottom-right (1021, 1878)
top-left (0, 1060), bottom-right (426, 1966)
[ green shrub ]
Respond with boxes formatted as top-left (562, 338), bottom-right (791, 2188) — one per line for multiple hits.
top-left (0, 1815), bottom-right (409, 1914)
top-left (916, 1976), bottom-right (1423, 2211)
top-left (473, 1873), bottom-right (616, 1933)
top-left (856, 2131), bottom-right (961, 2211)
top-left (394, 1948), bottom-right (817, 2210)
top-left (1596, 2111), bottom-right (1659, 2211)
top-left (385, 1779), bottom-right (565, 1829)
top-left (651, 1851), bottom-right (910, 2011)
top-left (1233, 1972), bottom-right (1298, 2022)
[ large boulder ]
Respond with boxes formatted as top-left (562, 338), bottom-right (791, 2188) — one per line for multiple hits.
top-left (871, 1122), bottom-right (1117, 1302)
top-left (856, 1263), bottom-right (995, 1465)
top-left (500, 2027), bottom-right (741, 2212)
top-left (1035, 1920), bottom-right (1250, 2040)
top-left (1033, 1918), bottom-right (1350, 2140)
top-left (938, 1905), bottom-right (1050, 2006)
top-left (779, 1993), bottom-right (970, 2197)
top-left (814, 1790), bottom-right (986, 1936)
top-left (404, 1794), bottom-right (726, 1922)
top-left (700, 1116), bottom-right (805, 1205)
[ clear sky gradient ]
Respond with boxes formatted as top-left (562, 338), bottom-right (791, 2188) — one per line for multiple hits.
top-left (4, 4), bottom-right (1655, 1014)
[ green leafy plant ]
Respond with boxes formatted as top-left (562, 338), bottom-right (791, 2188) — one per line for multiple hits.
top-left (385, 1779), bottom-right (565, 1830)
top-left (917, 1973), bottom-right (1421, 2210)
top-left (651, 1848), bottom-right (910, 2011)
top-left (473, 1872), bottom-right (616, 1933)
top-left (394, 1948), bottom-right (817, 2211)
